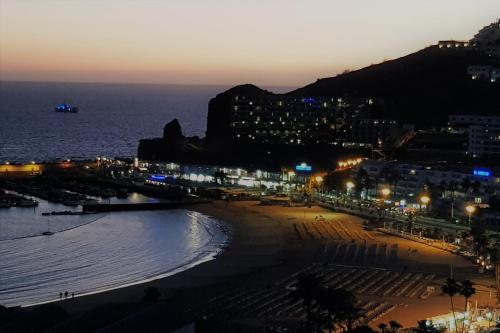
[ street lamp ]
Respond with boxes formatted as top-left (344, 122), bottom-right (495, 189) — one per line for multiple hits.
top-left (465, 205), bottom-right (476, 226)
top-left (381, 188), bottom-right (391, 197)
top-left (346, 181), bottom-right (355, 192)
top-left (315, 176), bottom-right (323, 183)
top-left (420, 195), bottom-right (430, 207)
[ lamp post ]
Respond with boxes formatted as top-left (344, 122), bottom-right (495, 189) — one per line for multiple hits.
top-left (465, 205), bottom-right (476, 226)
top-left (420, 195), bottom-right (430, 211)
top-left (381, 188), bottom-right (391, 197)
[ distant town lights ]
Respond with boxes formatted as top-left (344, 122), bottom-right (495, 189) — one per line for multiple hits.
top-left (337, 157), bottom-right (364, 168)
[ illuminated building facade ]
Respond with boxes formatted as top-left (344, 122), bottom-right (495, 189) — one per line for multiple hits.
top-left (229, 95), bottom-right (399, 147)
top-left (449, 115), bottom-right (500, 157)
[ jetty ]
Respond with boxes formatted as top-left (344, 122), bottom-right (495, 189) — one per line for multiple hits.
top-left (82, 200), bottom-right (208, 212)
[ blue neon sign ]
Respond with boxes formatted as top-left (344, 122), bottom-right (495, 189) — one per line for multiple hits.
top-left (473, 168), bottom-right (492, 177)
top-left (149, 174), bottom-right (167, 181)
top-left (296, 163), bottom-right (312, 172)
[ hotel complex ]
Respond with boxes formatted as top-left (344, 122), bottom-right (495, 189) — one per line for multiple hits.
top-left (229, 95), bottom-right (405, 148)
top-left (449, 115), bottom-right (500, 157)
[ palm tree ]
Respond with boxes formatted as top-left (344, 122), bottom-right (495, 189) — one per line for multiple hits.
top-left (459, 280), bottom-right (476, 333)
top-left (414, 320), bottom-right (440, 333)
top-left (442, 278), bottom-right (461, 330)
top-left (213, 170), bottom-right (227, 185)
top-left (317, 287), bottom-right (357, 333)
top-left (291, 273), bottom-right (323, 332)
top-left (356, 168), bottom-right (371, 199)
top-left (341, 303), bottom-right (365, 332)
top-left (439, 180), bottom-right (447, 198)
top-left (389, 320), bottom-right (403, 333)
top-left (461, 177), bottom-right (472, 198)
top-left (382, 166), bottom-right (401, 197)
top-left (449, 181), bottom-right (458, 221)
top-left (472, 181), bottom-right (482, 195)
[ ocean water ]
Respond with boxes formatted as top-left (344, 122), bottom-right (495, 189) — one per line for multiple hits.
top-left (0, 191), bottom-right (159, 240)
top-left (0, 81), bottom-right (292, 163)
top-left (0, 202), bottom-right (229, 307)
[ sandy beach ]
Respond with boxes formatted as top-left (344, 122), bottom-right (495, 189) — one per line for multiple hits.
top-left (45, 201), bottom-right (496, 331)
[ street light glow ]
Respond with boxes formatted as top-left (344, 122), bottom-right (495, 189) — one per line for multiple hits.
top-left (381, 188), bottom-right (391, 196)
top-left (315, 176), bottom-right (323, 183)
top-left (346, 181), bottom-right (355, 190)
top-left (465, 205), bottom-right (476, 214)
top-left (420, 195), bottom-right (430, 205)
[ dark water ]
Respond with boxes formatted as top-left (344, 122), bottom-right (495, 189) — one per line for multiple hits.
top-left (0, 81), bottom-right (292, 162)
top-left (0, 81), bottom-right (230, 162)
top-left (0, 203), bottom-right (229, 307)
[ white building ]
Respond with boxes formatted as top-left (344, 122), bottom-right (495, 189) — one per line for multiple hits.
top-left (449, 115), bottom-right (500, 157)
top-left (359, 160), bottom-right (499, 203)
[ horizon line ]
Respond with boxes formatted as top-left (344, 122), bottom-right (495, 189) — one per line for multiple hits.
top-left (0, 79), bottom-right (299, 91)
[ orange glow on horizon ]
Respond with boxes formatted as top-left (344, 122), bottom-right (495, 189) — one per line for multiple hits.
top-left (1, 0), bottom-right (498, 86)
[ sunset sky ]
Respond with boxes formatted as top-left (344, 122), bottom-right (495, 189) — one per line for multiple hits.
top-left (0, 0), bottom-right (498, 86)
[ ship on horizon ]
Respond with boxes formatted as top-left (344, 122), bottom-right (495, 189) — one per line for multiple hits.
top-left (55, 102), bottom-right (78, 113)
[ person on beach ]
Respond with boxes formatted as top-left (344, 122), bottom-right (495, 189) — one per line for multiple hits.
top-left (64, 291), bottom-right (68, 298)
top-left (59, 292), bottom-right (62, 300)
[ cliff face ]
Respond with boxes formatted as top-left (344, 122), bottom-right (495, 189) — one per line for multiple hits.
top-left (205, 84), bottom-right (275, 144)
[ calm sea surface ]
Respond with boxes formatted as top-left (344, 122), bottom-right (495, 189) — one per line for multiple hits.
top-left (0, 196), bottom-right (229, 307)
top-left (0, 81), bottom-right (291, 163)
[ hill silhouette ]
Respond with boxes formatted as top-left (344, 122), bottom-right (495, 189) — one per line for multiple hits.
top-left (288, 46), bottom-right (500, 127)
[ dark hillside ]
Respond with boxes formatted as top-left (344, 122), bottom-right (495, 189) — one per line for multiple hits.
top-left (289, 46), bottom-right (500, 127)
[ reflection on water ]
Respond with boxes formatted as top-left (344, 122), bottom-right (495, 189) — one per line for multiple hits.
top-left (0, 204), bottom-right (228, 307)
top-left (0, 192), bottom-right (157, 240)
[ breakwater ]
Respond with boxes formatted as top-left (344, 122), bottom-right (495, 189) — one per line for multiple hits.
top-left (82, 200), bottom-right (209, 212)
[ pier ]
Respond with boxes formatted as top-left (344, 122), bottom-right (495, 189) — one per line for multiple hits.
top-left (82, 200), bottom-right (209, 212)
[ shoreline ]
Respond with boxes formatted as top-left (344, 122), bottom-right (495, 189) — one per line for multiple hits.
top-left (17, 201), bottom-right (495, 330)
top-left (48, 201), bottom-right (293, 316)
top-left (0, 208), bottom-right (230, 309)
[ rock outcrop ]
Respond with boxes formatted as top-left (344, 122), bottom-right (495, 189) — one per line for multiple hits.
top-left (163, 119), bottom-right (185, 143)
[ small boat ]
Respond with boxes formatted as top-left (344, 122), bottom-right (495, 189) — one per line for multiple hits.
top-left (42, 231), bottom-right (54, 236)
top-left (55, 102), bottom-right (78, 113)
